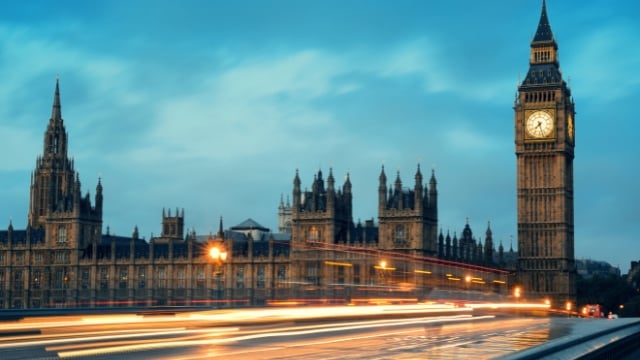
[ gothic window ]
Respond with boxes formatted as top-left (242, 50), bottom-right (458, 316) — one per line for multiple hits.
top-left (309, 226), bottom-right (320, 241)
top-left (55, 251), bottom-right (69, 264)
top-left (58, 226), bottom-right (67, 244)
top-left (158, 267), bottom-right (166, 289)
top-left (99, 267), bottom-right (109, 289)
top-left (277, 266), bottom-right (286, 287)
top-left (256, 266), bottom-right (265, 288)
top-left (393, 225), bottom-right (407, 246)
top-left (195, 266), bottom-right (205, 289)
top-left (15, 252), bottom-right (24, 265)
top-left (81, 269), bottom-right (90, 289)
top-left (31, 269), bottom-right (41, 289)
top-left (53, 269), bottom-right (67, 289)
top-left (119, 268), bottom-right (128, 289)
top-left (176, 267), bottom-right (186, 289)
top-left (137, 267), bottom-right (146, 289)
top-left (306, 263), bottom-right (319, 285)
top-left (236, 267), bottom-right (245, 289)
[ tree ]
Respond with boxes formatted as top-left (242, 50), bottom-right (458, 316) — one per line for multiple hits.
top-left (577, 273), bottom-right (636, 316)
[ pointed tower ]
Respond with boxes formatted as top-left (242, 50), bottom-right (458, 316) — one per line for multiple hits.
top-left (27, 79), bottom-right (102, 249)
top-left (378, 164), bottom-right (438, 257)
top-left (160, 207), bottom-right (185, 241)
top-left (290, 168), bottom-right (353, 249)
top-left (277, 194), bottom-right (292, 234)
top-left (514, 0), bottom-right (576, 305)
top-left (484, 222), bottom-right (494, 265)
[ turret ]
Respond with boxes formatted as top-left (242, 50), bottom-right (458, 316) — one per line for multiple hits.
top-left (484, 221), bottom-right (494, 265)
top-left (326, 168), bottom-right (335, 212)
top-left (414, 164), bottom-right (423, 209)
top-left (394, 171), bottom-right (403, 209)
top-left (429, 169), bottom-right (437, 211)
top-left (95, 177), bottom-right (103, 215)
top-left (293, 169), bottom-right (301, 211)
top-left (378, 165), bottom-right (387, 211)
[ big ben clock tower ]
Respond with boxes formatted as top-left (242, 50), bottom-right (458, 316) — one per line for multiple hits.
top-left (515, 0), bottom-right (576, 306)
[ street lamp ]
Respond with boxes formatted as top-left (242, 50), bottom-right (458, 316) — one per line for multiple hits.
top-left (208, 242), bottom-right (228, 307)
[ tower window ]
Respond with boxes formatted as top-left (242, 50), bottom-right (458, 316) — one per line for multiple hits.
top-left (393, 225), bottom-right (407, 246)
top-left (58, 226), bottom-right (67, 243)
top-left (309, 226), bottom-right (320, 241)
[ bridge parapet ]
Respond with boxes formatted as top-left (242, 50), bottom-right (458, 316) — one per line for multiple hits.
top-left (498, 318), bottom-right (640, 360)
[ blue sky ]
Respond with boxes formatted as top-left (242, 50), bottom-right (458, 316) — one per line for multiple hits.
top-left (0, 1), bottom-right (638, 273)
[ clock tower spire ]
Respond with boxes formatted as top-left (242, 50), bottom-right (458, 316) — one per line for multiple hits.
top-left (514, 1), bottom-right (576, 306)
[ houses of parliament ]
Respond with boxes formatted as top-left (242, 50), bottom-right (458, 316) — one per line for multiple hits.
top-left (0, 1), bottom-right (575, 309)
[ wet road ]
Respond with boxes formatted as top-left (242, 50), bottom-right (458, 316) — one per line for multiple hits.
top-left (0, 305), bottom-right (619, 359)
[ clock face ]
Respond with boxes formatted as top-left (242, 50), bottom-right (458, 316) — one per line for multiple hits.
top-left (526, 110), bottom-right (554, 138)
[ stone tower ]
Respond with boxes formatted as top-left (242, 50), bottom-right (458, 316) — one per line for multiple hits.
top-left (514, 0), bottom-right (576, 305)
top-left (161, 208), bottom-right (184, 240)
top-left (291, 168), bottom-right (353, 248)
top-left (277, 194), bottom-right (292, 234)
top-left (28, 79), bottom-right (103, 249)
top-left (377, 165), bottom-right (438, 257)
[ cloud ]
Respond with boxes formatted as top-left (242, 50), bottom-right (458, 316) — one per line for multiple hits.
top-left (567, 21), bottom-right (640, 102)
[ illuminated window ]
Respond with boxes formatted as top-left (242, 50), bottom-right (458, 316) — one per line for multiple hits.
top-left (32, 269), bottom-right (41, 289)
top-left (137, 267), bottom-right (146, 289)
top-left (309, 226), bottom-right (320, 241)
top-left (119, 268), bottom-right (128, 289)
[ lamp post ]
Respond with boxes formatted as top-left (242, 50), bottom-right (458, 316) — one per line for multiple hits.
top-left (209, 243), bottom-right (228, 307)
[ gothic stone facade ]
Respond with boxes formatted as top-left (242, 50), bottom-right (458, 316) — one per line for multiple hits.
top-left (515, 1), bottom-right (577, 306)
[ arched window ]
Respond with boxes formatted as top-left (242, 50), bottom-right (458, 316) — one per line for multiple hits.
top-left (57, 226), bottom-right (67, 244)
top-left (393, 225), bottom-right (406, 246)
top-left (309, 226), bottom-right (320, 241)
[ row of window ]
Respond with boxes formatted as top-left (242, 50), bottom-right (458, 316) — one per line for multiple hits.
top-left (0, 251), bottom-right (70, 265)
top-left (0, 265), bottom-right (288, 291)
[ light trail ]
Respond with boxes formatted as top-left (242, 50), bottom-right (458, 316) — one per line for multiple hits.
top-left (55, 314), bottom-right (491, 358)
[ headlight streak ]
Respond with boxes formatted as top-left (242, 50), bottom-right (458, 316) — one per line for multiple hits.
top-left (3, 303), bottom-right (532, 358)
top-left (56, 315), bottom-right (493, 358)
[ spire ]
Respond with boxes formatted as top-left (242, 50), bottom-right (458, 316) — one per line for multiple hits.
top-left (394, 171), bottom-right (402, 191)
top-left (532, 0), bottom-right (555, 44)
top-left (429, 169), bottom-right (437, 188)
top-left (51, 77), bottom-right (62, 121)
top-left (217, 216), bottom-right (224, 238)
top-left (293, 169), bottom-right (301, 190)
top-left (344, 172), bottom-right (352, 193)
top-left (415, 163), bottom-right (423, 185)
top-left (327, 167), bottom-right (335, 191)
top-left (379, 165), bottom-right (387, 187)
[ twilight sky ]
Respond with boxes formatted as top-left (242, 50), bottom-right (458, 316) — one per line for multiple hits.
top-left (0, 1), bottom-right (638, 273)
